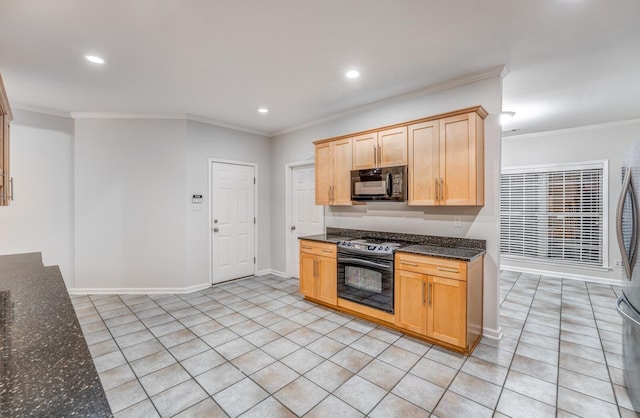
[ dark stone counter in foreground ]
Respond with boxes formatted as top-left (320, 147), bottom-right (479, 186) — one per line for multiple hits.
top-left (0, 253), bottom-right (111, 417)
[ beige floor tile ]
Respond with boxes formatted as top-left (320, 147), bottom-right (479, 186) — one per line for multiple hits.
top-left (273, 377), bottom-right (328, 416)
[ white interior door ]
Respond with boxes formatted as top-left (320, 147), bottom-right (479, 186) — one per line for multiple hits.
top-left (288, 165), bottom-right (324, 277)
top-left (211, 162), bottom-right (255, 283)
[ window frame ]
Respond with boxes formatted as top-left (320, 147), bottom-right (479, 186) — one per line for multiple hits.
top-left (500, 160), bottom-right (609, 270)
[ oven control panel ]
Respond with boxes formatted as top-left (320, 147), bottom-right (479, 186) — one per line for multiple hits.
top-left (338, 240), bottom-right (401, 254)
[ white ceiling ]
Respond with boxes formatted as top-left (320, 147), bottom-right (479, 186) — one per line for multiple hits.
top-left (1, 0), bottom-right (639, 136)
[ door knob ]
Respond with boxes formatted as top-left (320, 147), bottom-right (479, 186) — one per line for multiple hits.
top-left (213, 219), bottom-right (218, 224)
top-left (291, 226), bottom-right (296, 231)
top-left (213, 227), bottom-right (219, 232)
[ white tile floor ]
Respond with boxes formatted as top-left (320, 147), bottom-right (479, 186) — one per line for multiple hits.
top-left (72, 271), bottom-right (640, 417)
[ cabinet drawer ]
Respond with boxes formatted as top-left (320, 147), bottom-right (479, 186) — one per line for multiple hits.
top-left (299, 240), bottom-right (337, 257)
top-left (395, 253), bottom-right (466, 280)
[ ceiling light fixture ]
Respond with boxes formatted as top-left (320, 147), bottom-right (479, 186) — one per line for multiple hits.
top-left (257, 107), bottom-right (269, 114)
top-left (345, 70), bottom-right (360, 79)
top-left (84, 55), bottom-right (105, 64)
top-left (500, 111), bottom-right (516, 125)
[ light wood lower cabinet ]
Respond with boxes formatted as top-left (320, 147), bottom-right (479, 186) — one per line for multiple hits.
top-left (395, 252), bottom-right (483, 353)
top-left (395, 269), bottom-right (428, 335)
top-left (299, 240), bottom-right (337, 305)
top-left (298, 239), bottom-right (483, 354)
top-left (429, 276), bottom-right (467, 347)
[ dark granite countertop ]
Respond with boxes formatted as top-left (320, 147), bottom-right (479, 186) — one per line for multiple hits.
top-left (0, 253), bottom-right (112, 417)
top-left (397, 244), bottom-right (485, 261)
top-left (298, 234), bottom-right (349, 244)
top-left (300, 228), bottom-right (486, 262)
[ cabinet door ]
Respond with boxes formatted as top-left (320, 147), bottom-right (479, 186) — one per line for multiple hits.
top-left (315, 142), bottom-right (331, 205)
top-left (427, 276), bottom-right (466, 347)
top-left (0, 115), bottom-right (6, 206)
top-left (440, 112), bottom-right (479, 205)
top-left (316, 255), bottom-right (337, 305)
top-left (378, 126), bottom-right (407, 167)
top-left (395, 269), bottom-right (427, 335)
top-left (408, 121), bottom-right (439, 205)
top-left (299, 252), bottom-right (317, 298)
top-left (352, 132), bottom-right (377, 170)
top-left (331, 138), bottom-right (353, 205)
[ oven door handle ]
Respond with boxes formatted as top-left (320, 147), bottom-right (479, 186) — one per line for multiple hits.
top-left (338, 257), bottom-right (393, 271)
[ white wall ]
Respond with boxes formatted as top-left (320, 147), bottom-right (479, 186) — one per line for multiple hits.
top-left (74, 118), bottom-right (188, 291)
top-left (502, 119), bottom-right (640, 283)
top-left (271, 76), bottom-right (503, 337)
top-left (0, 109), bottom-right (75, 287)
top-left (185, 120), bottom-right (272, 287)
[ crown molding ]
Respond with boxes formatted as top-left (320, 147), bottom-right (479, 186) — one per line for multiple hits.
top-left (12, 103), bottom-right (71, 119)
top-left (270, 65), bottom-right (506, 137)
top-left (70, 112), bottom-right (269, 136)
top-left (504, 117), bottom-right (640, 140)
top-left (185, 114), bottom-right (268, 136)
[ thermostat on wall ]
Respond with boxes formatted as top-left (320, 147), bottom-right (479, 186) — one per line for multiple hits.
top-left (191, 194), bottom-right (203, 211)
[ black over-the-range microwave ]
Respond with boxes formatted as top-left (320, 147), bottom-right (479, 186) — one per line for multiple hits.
top-left (351, 166), bottom-right (407, 201)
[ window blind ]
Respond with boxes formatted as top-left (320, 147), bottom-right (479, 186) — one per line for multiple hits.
top-left (500, 162), bottom-right (606, 267)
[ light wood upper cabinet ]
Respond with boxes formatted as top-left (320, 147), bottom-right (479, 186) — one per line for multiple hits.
top-left (315, 106), bottom-right (486, 207)
top-left (440, 112), bottom-right (484, 205)
top-left (408, 120), bottom-right (439, 205)
top-left (408, 109), bottom-right (485, 206)
top-left (315, 138), bottom-right (352, 205)
top-left (352, 127), bottom-right (407, 170)
top-left (315, 143), bottom-right (332, 206)
top-left (352, 132), bottom-right (377, 170)
top-left (0, 73), bottom-right (13, 207)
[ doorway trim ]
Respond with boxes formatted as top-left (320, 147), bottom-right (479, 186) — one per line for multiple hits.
top-left (285, 159), bottom-right (325, 278)
top-left (208, 157), bottom-right (259, 285)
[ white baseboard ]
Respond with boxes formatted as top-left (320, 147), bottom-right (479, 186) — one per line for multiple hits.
top-left (256, 268), bottom-right (291, 278)
top-left (68, 282), bottom-right (211, 295)
top-left (501, 264), bottom-right (623, 286)
top-left (482, 326), bottom-right (503, 340)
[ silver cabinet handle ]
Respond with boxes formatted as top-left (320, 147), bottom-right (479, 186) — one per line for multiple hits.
top-left (373, 145), bottom-right (377, 167)
top-left (439, 178), bottom-right (444, 201)
top-left (9, 177), bottom-right (13, 201)
top-left (401, 261), bottom-right (419, 267)
top-left (378, 144), bottom-right (381, 167)
top-left (422, 282), bottom-right (426, 305)
top-left (616, 168), bottom-right (638, 280)
top-left (437, 267), bottom-right (459, 273)
top-left (428, 282), bottom-right (432, 305)
top-left (435, 178), bottom-right (439, 201)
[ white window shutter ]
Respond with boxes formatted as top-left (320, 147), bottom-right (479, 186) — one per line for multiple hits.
top-left (500, 162), bottom-right (606, 268)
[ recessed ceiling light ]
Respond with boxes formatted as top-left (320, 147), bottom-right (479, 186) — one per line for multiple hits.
top-left (85, 55), bottom-right (105, 64)
top-left (500, 111), bottom-right (516, 125)
top-left (257, 107), bottom-right (268, 114)
top-left (345, 70), bottom-right (360, 79)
